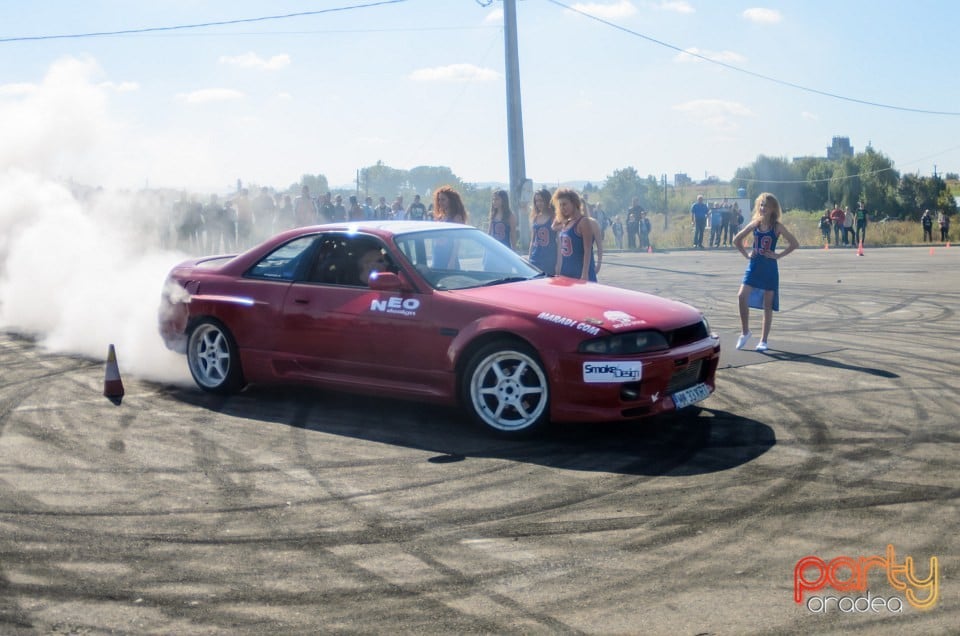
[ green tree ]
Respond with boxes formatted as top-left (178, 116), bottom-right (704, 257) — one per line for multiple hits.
top-left (362, 161), bottom-right (406, 200)
top-left (599, 166), bottom-right (648, 214)
top-left (407, 165), bottom-right (463, 196)
top-left (853, 146), bottom-right (898, 214)
top-left (297, 174), bottom-right (329, 197)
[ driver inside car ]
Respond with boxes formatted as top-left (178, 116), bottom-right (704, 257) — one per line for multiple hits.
top-left (357, 247), bottom-right (389, 286)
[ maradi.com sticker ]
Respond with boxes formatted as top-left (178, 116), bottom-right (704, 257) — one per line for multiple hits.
top-left (794, 544), bottom-right (938, 614)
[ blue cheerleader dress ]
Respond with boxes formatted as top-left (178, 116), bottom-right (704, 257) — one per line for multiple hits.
top-left (742, 224), bottom-right (780, 311)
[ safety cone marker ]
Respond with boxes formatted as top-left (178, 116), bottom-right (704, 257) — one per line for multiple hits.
top-left (930, 247), bottom-right (935, 256)
top-left (647, 245), bottom-right (653, 253)
top-left (103, 344), bottom-right (124, 406)
top-left (947, 242), bottom-right (951, 248)
top-left (857, 240), bottom-right (864, 256)
top-left (824, 242), bottom-right (829, 250)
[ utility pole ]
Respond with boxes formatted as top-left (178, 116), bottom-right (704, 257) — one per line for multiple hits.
top-left (503, 0), bottom-right (530, 248)
top-left (662, 174), bottom-right (668, 230)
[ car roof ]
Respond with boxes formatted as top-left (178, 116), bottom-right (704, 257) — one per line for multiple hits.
top-left (280, 220), bottom-right (469, 241)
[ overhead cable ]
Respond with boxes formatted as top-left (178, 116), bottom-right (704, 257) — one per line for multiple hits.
top-left (546, 0), bottom-right (960, 117)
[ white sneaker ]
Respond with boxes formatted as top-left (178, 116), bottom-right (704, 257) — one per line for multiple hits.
top-left (735, 331), bottom-right (752, 350)
top-left (755, 341), bottom-right (768, 352)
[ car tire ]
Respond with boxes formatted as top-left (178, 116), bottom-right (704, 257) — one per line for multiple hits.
top-left (186, 318), bottom-right (245, 394)
top-left (461, 339), bottom-right (550, 437)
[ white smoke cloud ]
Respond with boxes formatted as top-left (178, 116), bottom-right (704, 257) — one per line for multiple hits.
top-left (408, 63), bottom-right (500, 82)
top-left (219, 52), bottom-right (291, 71)
top-left (569, 1), bottom-right (637, 19)
top-left (0, 57), bottom-right (194, 384)
top-left (743, 8), bottom-right (783, 24)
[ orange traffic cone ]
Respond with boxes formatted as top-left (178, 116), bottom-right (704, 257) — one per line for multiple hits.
top-left (647, 245), bottom-right (653, 253)
top-left (824, 242), bottom-right (829, 250)
top-left (857, 240), bottom-right (864, 256)
top-left (947, 242), bottom-right (951, 248)
top-left (104, 344), bottom-right (124, 406)
top-left (930, 247), bottom-right (935, 255)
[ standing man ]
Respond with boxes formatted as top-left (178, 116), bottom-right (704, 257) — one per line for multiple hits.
top-left (720, 202), bottom-right (733, 246)
top-left (818, 208), bottom-right (832, 244)
top-left (709, 202), bottom-right (723, 248)
top-left (374, 196), bottom-right (391, 220)
top-left (829, 203), bottom-right (845, 246)
top-left (691, 195), bottom-right (708, 249)
top-left (593, 203), bottom-right (609, 245)
top-left (252, 186), bottom-right (275, 239)
top-left (626, 197), bottom-right (644, 250)
top-left (407, 194), bottom-right (427, 221)
top-left (332, 195), bottom-right (347, 222)
top-left (921, 209), bottom-right (934, 242)
top-left (318, 192), bottom-right (335, 223)
top-left (234, 188), bottom-right (254, 249)
top-left (294, 185), bottom-right (317, 227)
top-left (937, 210), bottom-right (950, 242)
top-left (639, 210), bottom-right (652, 250)
top-left (854, 201), bottom-right (868, 245)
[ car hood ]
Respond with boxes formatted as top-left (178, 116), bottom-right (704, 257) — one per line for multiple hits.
top-left (454, 276), bottom-right (704, 333)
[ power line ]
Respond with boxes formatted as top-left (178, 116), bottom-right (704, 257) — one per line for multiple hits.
top-left (546, 0), bottom-right (960, 117)
top-left (112, 25), bottom-right (498, 39)
top-left (0, 0), bottom-right (408, 43)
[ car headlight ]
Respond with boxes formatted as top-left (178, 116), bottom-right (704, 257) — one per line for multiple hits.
top-left (702, 315), bottom-right (718, 339)
top-left (578, 331), bottom-right (669, 354)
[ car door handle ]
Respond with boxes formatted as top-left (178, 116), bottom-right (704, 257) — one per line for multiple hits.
top-left (293, 298), bottom-right (309, 304)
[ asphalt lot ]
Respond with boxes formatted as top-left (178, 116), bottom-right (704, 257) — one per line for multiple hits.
top-left (1, 244), bottom-right (957, 634)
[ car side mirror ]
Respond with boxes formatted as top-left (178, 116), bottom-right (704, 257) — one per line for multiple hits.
top-left (368, 271), bottom-right (405, 291)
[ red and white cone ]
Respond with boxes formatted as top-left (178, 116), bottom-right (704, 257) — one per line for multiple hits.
top-left (104, 344), bottom-right (125, 406)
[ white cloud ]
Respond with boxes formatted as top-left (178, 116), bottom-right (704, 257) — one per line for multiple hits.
top-left (673, 99), bottom-right (753, 132)
top-left (177, 88), bottom-right (245, 104)
top-left (743, 8), bottom-right (782, 24)
top-left (483, 8), bottom-right (503, 24)
top-left (801, 111), bottom-right (819, 121)
top-left (656, 1), bottom-right (694, 14)
top-left (219, 52), bottom-right (291, 71)
top-left (275, 92), bottom-right (293, 101)
top-left (408, 64), bottom-right (500, 82)
top-left (0, 82), bottom-right (38, 97)
top-left (99, 81), bottom-right (139, 93)
top-left (570, 1), bottom-right (637, 19)
top-left (675, 47), bottom-right (746, 64)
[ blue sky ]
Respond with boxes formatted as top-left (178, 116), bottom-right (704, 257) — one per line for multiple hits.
top-left (2, 0), bottom-right (959, 191)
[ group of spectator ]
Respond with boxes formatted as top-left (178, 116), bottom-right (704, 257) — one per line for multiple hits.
top-left (817, 202), bottom-right (868, 247)
top-left (690, 196), bottom-right (744, 248)
top-left (172, 185), bottom-right (435, 254)
top-left (920, 209), bottom-right (951, 242)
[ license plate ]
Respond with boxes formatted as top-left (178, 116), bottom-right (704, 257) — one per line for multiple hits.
top-left (671, 383), bottom-right (710, 410)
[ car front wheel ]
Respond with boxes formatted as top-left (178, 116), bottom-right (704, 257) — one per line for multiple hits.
top-left (187, 319), bottom-right (245, 394)
top-left (462, 340), bottom-right (549, 437)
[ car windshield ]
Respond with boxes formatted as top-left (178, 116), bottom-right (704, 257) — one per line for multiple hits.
top-left (392, 227), bottom-right (544, 290)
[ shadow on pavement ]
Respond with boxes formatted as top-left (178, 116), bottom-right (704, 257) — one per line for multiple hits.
top-left (162, 385), bottom-right (775, 478)
top-left (757, 349), bottom-right (899, 378)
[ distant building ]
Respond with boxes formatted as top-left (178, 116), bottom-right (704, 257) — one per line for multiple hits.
top-left (674, 173), bottom-right (692, 186)
top-left (827, 136), bottom-right (854, 160)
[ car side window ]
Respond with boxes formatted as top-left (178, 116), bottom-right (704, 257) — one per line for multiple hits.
top-left (246, 235), bottom-right (316, 280)
top-left (308, 235), bottom-right (394, 287)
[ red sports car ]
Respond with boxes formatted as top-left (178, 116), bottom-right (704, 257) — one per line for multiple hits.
top-left (159, 221), bottom-right (720, 437)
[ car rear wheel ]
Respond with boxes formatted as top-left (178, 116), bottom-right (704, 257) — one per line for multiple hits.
top-left (462, 340), bottom-right (549, 437)
top-left (187, 319), bottom-right (245, 394)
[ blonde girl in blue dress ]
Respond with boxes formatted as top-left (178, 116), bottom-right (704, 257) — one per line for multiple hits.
top-left (733, 192), bottom-right (799, 352)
